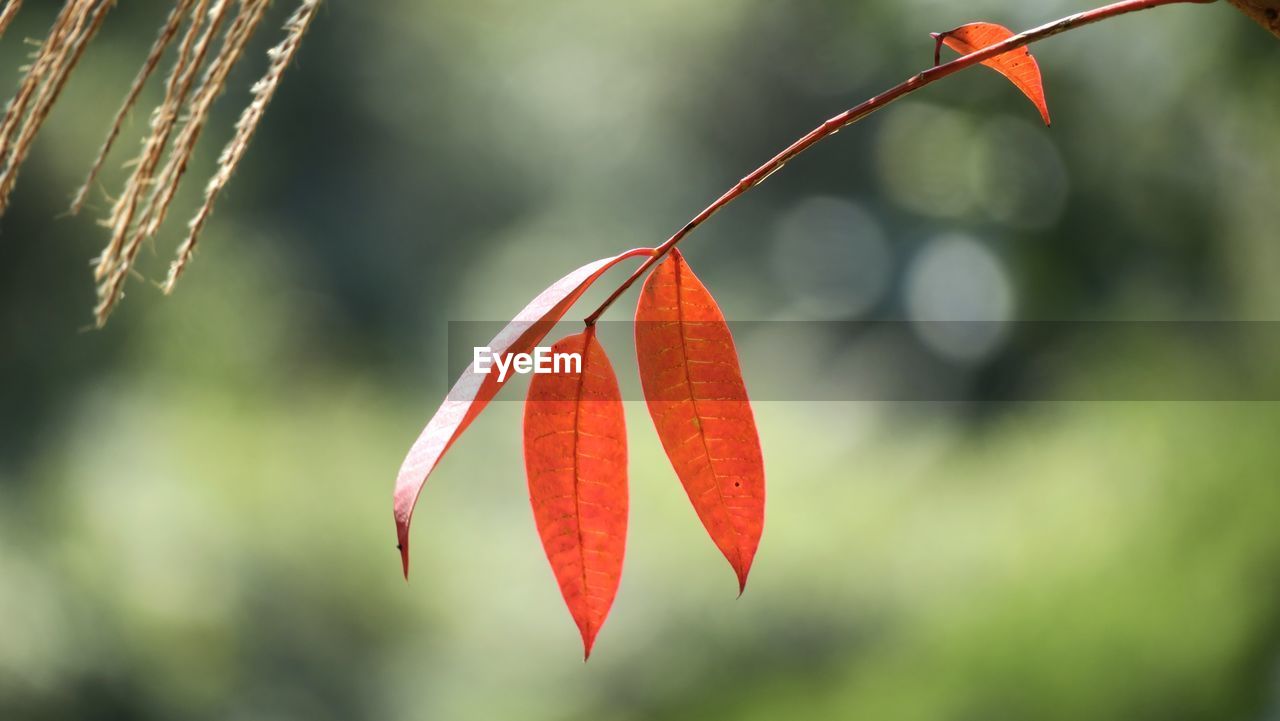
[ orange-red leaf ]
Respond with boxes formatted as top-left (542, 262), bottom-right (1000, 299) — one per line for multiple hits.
top-left (523, 328), bottom-right (627, 659)
top-left (933, 22), bottom-right (1051, 126)
top-left (634, 249), bottom-right (764, 593)
top-left (393, 248), bottom-right (649, 578)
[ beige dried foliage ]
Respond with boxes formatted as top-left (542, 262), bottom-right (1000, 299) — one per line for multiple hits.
top-left (0, 0), bottom-right (321, 326)
top-left (0, 0), bottom-right (112, 215)
top-left (136, 0), bottom-right (271, 246)
top-left (0, 2), bottom-right (78, 163)
top-left (94, 0), bottom-right (219, 279)
top-left (71, 0), bottom-right (195, 215)
top-left (95, 0), bottom-right (232, 321)
top-left (0, 0), bottom-right (23, 41)
top-left (168, 0), bottom-right (320, 292)
top-left (96, 0), bottom-right (277, 325)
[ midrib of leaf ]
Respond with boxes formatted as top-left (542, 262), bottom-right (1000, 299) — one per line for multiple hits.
top-left (570, 334), bottom-right (594, 631)
top-left (672, 261), bottom-right (745, 563)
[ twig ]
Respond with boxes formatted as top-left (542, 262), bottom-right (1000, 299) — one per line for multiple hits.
top-left (583, 0), bottom-right (1218, 325)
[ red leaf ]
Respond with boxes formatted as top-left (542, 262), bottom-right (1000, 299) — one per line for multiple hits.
top-left (393, 248), bottom-right (650, 578)
top-left (634, 249), bottom-right (765, 593)
top-left (933, 22), bottom-right (1051, 126)
top-left (523, 328), bottom-right (627, 659)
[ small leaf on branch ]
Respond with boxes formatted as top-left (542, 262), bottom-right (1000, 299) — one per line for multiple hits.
top-left (634, 250), bottom-right (765, 593)
top-left (932, 21), bottom-right (1052, 126)
top-left (524, 328), bottom-right (627, 660)
top-left (393, 248), bottom-right (651, 579)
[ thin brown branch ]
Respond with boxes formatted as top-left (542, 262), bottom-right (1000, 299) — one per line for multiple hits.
top-left (166, 0), bottom-right (320, 293)
top-left (583, 0), bottom-right (1219, 325)
top-left (71, 0), bottom-right (196, 216)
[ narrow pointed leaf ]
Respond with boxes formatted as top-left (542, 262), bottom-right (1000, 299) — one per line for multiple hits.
top-left (634, 249), bottom-right (764, 592)
top-left (394, 248), bottom-right (650, 578)
top-left (523, 328), bottom-right (627, 659)
top-left (933, 22), bottom-right (1051, 126)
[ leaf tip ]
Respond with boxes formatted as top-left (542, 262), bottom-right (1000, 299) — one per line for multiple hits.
top-left (731, 547), bottom-right (755, 596)
top-left (396, 522), bottom-right (411, 580)
top-left (580, 626), bottom-right (599, 661)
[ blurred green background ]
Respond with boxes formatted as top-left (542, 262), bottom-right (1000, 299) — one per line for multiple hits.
top-left (3, 1), bottom-right (1280, 719)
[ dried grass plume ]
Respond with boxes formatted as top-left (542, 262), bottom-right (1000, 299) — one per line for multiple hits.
top-left (0, 0), bottom-right (322, 326)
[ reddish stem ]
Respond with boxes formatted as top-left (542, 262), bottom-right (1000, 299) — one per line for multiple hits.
top-left (583, 0), bottom-right (1216, 325)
